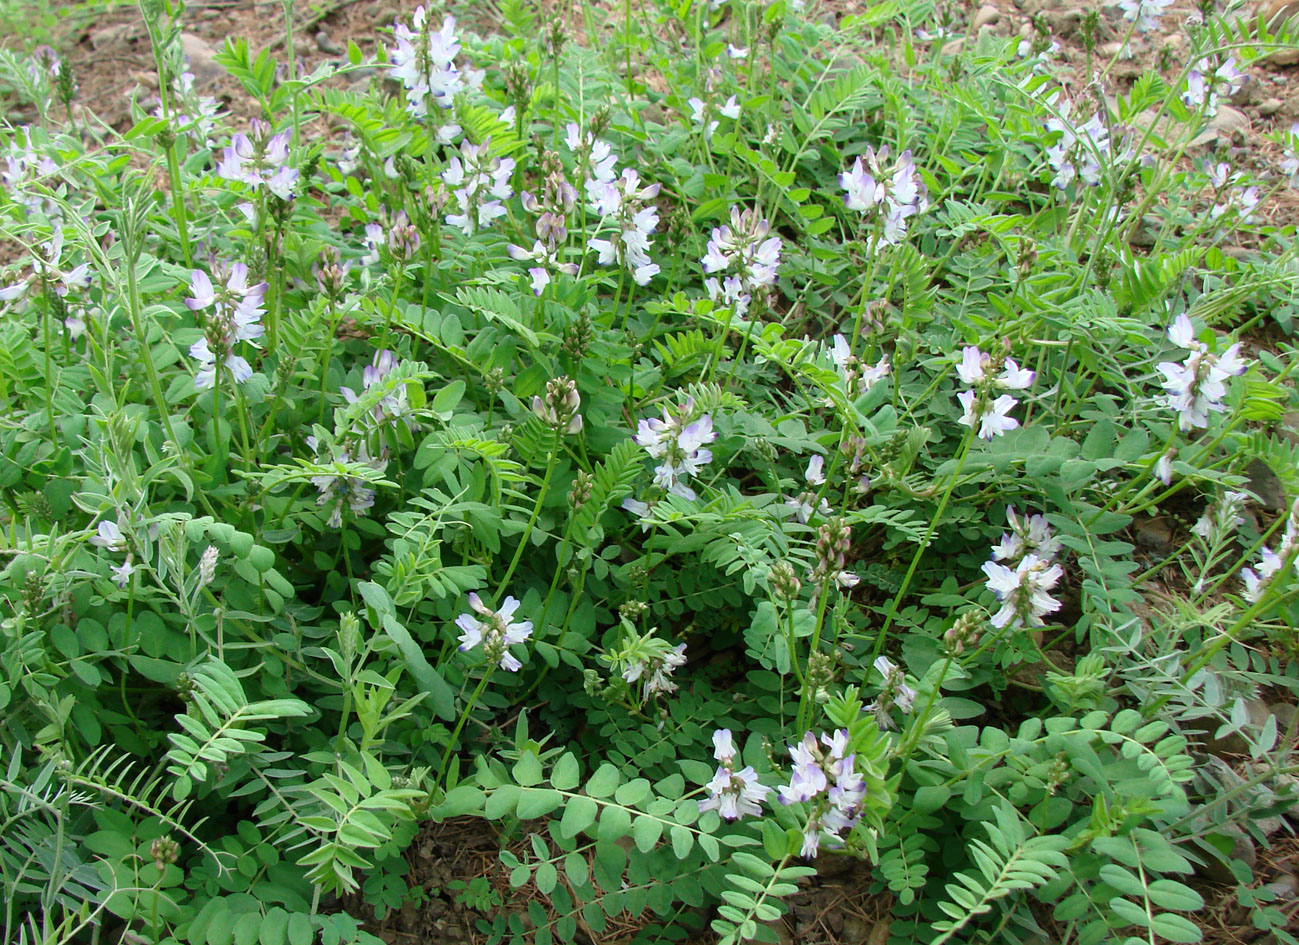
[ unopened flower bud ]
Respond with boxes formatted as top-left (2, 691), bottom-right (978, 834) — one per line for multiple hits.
top-left (150, 836), bottom-right (180, 871)
top-left (569, 470), bottom-right (593, 510)
top-left (770, 561), bottom-right (802, 601)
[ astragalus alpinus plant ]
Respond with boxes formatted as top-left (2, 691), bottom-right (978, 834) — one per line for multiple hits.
top-left (0, 0), bottom-right (1298, 943)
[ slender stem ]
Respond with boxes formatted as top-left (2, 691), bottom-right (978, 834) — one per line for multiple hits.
top-left (282, 0), bottom-right (302, 149)
top-left (494, 443), bottom-right (559, 602)
top-left (796, 578), bottom-right (833, 734)
top-left (437, 669), bottom-right (494, 785)
top-left (872, 428), bottom-right (977, 659)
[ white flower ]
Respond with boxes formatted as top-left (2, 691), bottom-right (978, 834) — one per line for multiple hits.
top-left (992, 507), bottom-right (1062, 564)
top-left (982, 554), bottom-right (1064, 629)
top-left (1156, 315), bottom-right (1248, 431)
top-left (89, 520), bottom-right (125, 551)
top-left (698, 729), bottom-right (770, 821)
top-left (456, 592), bottom-right (533, 672)
top-left (1119, 0), bottom-right (1174, 31)
top-left (111, 557), bottom-right (137, 589)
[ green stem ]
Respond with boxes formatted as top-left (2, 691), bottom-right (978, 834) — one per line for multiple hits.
top-left (494, 443), bottom-right (559, 602)
top-left (437, 669), bottom-right (494, 786)
top-left (872, 428), bottom-right (977, 659)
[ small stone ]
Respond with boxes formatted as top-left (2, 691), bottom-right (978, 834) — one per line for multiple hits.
top-left (1134, 516), bottom-right (1174, 555)
top-left (815, 853), bottom-right (855, 878)
top-left (1190, 105), bottom-right (1250, 147)
top-left (89, 23), bottom-right (131, 49)
top-left (1198, 830), bottom-right (1256, 883)
top-left (1262, 0), bottom-right (1299, 28)
top-left (1259, 97), bottom-right (1283, 116)
top-left (180, 32), bottom-right (222, 87)
top-left (130, 69), bottom-right (159, 90)
top-left (315, 30), bottom-right (342, 55)
top-left (1247, 459), bottom-right (1287, 512)
top-left (1261, 873), bottom-right (1299, 900)
top-left (840, 915), bottom-right (871, 945)
top-left (942, 37), bottom-right (965, 56)
top-left (759, 919), bottom-right (794, 945)
top-left (373, 6), bottom-right (400, 27)
top-left (972, 4), bottom-right (1001, 30)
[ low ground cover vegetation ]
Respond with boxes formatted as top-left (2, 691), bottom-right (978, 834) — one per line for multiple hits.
top-left (2, 0), bottom-right (1299, 943)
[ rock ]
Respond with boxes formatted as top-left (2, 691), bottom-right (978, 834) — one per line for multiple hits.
top-left (972, 5), bottom-right (1001, 30)
top-left (942, 37), bottom-right (965, 55)
top-left (840, 914), bottom-right (871, 945)
top-left (1259, 97), bottom-right (1284, 116)
top-left (1261, 873), bottom-right (1299, 900)
top-left (1247, 459), bottom-right (1287, 512)
top-left (815, 853), bottom-right (856, 878)
top-left (1202, 698), bottom-right (1272, 757)
top-left (130, 69), bottom-right (159, 90)
top-left (1199, 831), bottom-right (1256, 883)
top-left (1280, 410), bottom-right (1299, 446)
top-left (315, 30), bottom-right (342, 55)
top-left (180, 32), bottom-right (222, 87)
top-left (759, 919), bottom-right (794, 945)
top-left (1262, 0), bottom-right (1299, 28)
top-left (1272, 702), bottom-right (1297, 737)
top-left (1231, 80), bottom-right (1262, 107)
top-left (89, 23), bottom-right (131, 49)
top-left (1043, 7), bottom-right (1084, 40)
top-left (1134, 516), bottom-right (1174, 555)
top-left (372, 6), bottom-right (400, 27)
top-left (1190, 105), bottom-right (1250, 147)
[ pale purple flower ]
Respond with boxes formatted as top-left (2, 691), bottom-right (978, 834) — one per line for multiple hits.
top-left (340, 349), bottom-right (414, 431)
top-left (634, 399), bottom-right (716, 500)
top-left (982, 554), bottom-right (1064, 629)
top-left (623, 642), bottom-right (687, 698)
top-left (702, 206), bottom-right (782, 310)
top-left (187, 262), bottom-right (267, 390)
top-left (90, 520), bottom-right (125, 551)
top-left (388, 9), bottom-right (467, 118)
top-left (840, 146), bottom-right (928, 247)
top-left (586, 169), bottom-right (661, 285)
top-left (456, 592), bottom-right (533, 672)
top-left (111, 557), bottom-right (137, 589)
top-left (777, 729), bottom-right (867, 858)
top-left (153, 72), bottom-right (221, 146)
top-left (865, 655), bottom-right (917, 730)
top-left (217, 120), bottom-right (298, 199)
top-left (992, 507), bottom-right (1061, 564)
top-left (1157, 314), bottom-right (1248, 431)
top-left (306, 436), bottom-right (386, 529)
top-left (954, 346), bottom-right (1033, 440)
top-left (443, 139), bottom-right (515, 235)
top-left (1192, 490), bottom-right (1249, 545)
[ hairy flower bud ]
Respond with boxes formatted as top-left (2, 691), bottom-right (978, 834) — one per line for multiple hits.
top-left (770, 561), bottom-right (802, 601)
top-left (151, 835), bottom-right (180, 871)
top-left (569, 469), bottom-right (594, 510)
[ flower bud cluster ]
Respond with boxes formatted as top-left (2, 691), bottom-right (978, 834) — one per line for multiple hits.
top-left (531, 376), bottom-right (583, 434)
top-left (865, 655), bottom-right (916, 731)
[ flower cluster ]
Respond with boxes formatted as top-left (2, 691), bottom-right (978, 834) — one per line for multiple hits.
top-left (991, 507), bottom-right (1063, 564)
top-left (154, 72), bottom-right (221, 146)
top-left (1118, 0), bottom-right (1174, 32)
top-left (186, 261), bottom-right (267, 390)
top-left (565, 122), bottom-right (618, 192)
top-left (586, 169), bottom-right (661, 286)
top-left (89, 520), bottom-right (136, 588)
top-left (1191, 490), bottom-right (1249, 547)
top-left (981, 508), bottom-right (1063, 631)
top-left (306, 436), bottom-right (386, 529)
top-left (1043, 95), bottom-right (1114, 191)
top-left (0, 225), bottom-right (92, 306)
top-left (865, 656), bottom-right (916, 731)
top-left (786, 455), bottom-right (830, 524)
top-left (698, 729), bottom-right (769, 821)
top-left (687, 94), bottom-right (741, 140)
top-left (341, 349), bottom-right (415, 432)
top-left (1156, 314), bottom-right (1247, 432)
top-left (701, 206), bottom-right (782, 314)
top-left (620, 637), bottom-right (687, 700)
top-left (840, 145), bottom-right (928, 246)
top-left (388, 9), bottom-right (477, 121)
top-left (216, 120), bottom-right (298, 200)
top-left (456, 593), bottom-right (533, 672)
top-left (512, 150), bottom-right (579, 295)
top-left (442, 139), bottom-right (515, 235)
top-left (634, 398), bottom-right (716, 500)
top-left (954, 346), bottom-right (1034, 440)
top-left (1182, 57), bottom-right (1247, 119)
top-left (1242, 499), bottom-right (1299, 603)
top-left (830, 333), bottom-right (890, 399)
top-left (777, 730), bottom-right (867, 858)
top-left (808, 516), bottom-right (858, 599)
